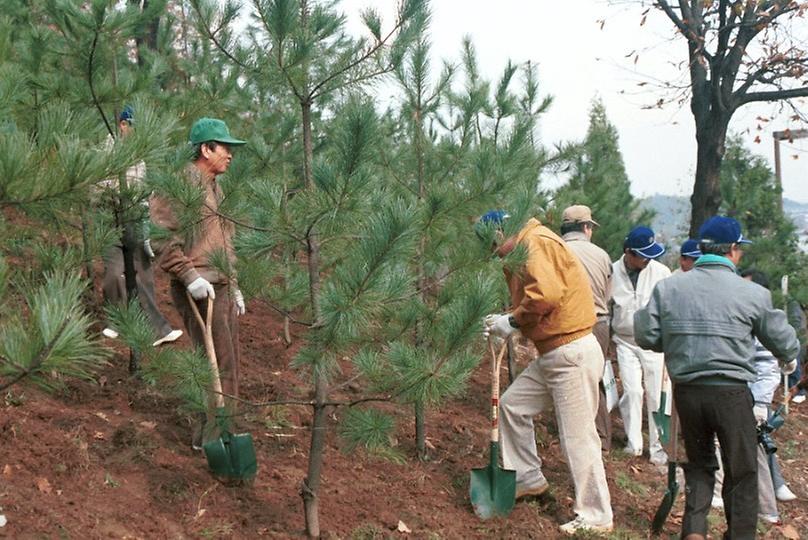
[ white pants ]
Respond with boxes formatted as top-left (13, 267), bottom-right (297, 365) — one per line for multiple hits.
top-left (614, 338), bottom-right (669, 456)
top-left (500, 333), bottom-right (613, 525)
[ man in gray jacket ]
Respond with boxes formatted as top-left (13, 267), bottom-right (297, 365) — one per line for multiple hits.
top-left (634, 216), bottom-right (799, 540)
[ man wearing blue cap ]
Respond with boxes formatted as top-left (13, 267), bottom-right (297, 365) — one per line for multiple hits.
top-left (635, 216), bottom-right (799, 539)
top-left (610, 225), bottom-right (671, 465)
top-left (151, 118), bottom-right (247, 449)
top-left (675, 239), bottom-right (702, 274)
top-left (100, 106), bottom-right (182, 347)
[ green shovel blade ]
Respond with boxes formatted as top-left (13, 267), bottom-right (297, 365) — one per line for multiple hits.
top-left (653, 391), bottom-right (671, 446)
top-left (202, 408), bottom-right (257, 479)
top-left (469, 442), bottom-right (516, 519)
top-left (651, 461), bottom-right (679, 534)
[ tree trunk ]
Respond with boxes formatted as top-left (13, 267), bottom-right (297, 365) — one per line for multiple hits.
top-left (306, 232), bottom-right (321, 323)
top-left (119, 208), bottom-right (141, 375)
top-left (302, 373), bottom-right (328, 539)
top-left (689, 120), bottom-right (728, 237)
top-left (302, 101), bottom-right (314, 191)
top-left (414, 399), bottom-right (427, 461)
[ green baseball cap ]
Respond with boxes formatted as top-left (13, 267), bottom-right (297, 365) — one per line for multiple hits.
top-left (189, 117), bottom-right (246, 146)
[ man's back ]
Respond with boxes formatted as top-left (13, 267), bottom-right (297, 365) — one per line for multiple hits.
top-left (563, 231), bottom-right (612, 317)
top-left (635, 261), bottom-right (799, 384)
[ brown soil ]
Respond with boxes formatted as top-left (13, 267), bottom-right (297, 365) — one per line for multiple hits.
top-left (2, 269), bottom-right (808, 539)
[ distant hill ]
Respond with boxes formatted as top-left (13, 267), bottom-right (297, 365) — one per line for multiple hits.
top-left (638, 195), bottom-right (808, 252)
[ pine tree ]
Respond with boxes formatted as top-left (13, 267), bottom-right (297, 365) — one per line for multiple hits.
top-left (719, 134), bottom-right (808, 303)
top-left (551, 98), bottom-right (652, 258)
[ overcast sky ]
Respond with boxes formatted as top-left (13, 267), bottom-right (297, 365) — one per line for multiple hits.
top-left (338, 0), bottom-right (808, 202)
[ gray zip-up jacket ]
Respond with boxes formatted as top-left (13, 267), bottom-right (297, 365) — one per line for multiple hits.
top-left (634, 257), bottom-right (799, 385)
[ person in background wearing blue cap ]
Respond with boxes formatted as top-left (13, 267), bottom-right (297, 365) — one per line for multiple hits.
top-left (609, 225), bottom-right (671, 465)
top-left (151, 118), bottom-right (247, 450)
top-left (100, 106), bottom-right (183, 347)
top-left (674, 238), bottom-right (702, 274)
top-left (634, 216), bottom-right (799, 540)
top-left (480, 210), bottom-right (613, 535)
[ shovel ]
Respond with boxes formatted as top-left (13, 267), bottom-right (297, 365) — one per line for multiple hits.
top-left (653, 367), bottom-right (673, 446)
top-left (470, 339), bottom-right (516, 519)
top-left (187, 292), bottom-right (257, 481)
top-left (651, 388), bottom-right (679, 535)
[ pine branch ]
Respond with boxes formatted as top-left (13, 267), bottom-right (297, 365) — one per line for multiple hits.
top-left (0, 317), bottom-right (70, 392)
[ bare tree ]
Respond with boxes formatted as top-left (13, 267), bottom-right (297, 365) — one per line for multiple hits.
top-left (651, 0), bottom-right (808, 235)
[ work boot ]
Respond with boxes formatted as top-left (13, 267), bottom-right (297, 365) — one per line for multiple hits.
top-left (153, 329), bottom-right (183, 347)
top-left (515, 480), bottom-right (549, 500)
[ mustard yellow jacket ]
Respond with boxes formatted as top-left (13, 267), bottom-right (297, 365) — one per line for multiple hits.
top-left (507, 219), bottom-right (596, 354)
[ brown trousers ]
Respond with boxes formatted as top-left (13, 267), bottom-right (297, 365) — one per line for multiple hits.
top-left (103, 245), bottom-right (172, 338)
top-left (592, 319), bottom-right (612, 451)
top-left (170, 281), bottom-right (241, 408)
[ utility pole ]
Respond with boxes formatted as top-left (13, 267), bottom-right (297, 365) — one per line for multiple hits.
top-left (773, 129), bottom-right (808, 211)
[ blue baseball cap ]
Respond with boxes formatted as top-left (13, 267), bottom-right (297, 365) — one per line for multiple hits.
top-left (680, 239), bottom-right (702, 258)
top-left (475, 209), bottom-right (510, 240)
top-left (698, 216), bottom-right (752, 246)
top-left (479, 210), bottom-right (509, 225)
top-left (119, 105), bottom-right (134, 123)
top-left (624, 226), bottom-right (665, 259)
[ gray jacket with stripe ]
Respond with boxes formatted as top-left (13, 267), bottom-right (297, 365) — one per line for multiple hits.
top-left (633, 258), bottom-right (799, 385)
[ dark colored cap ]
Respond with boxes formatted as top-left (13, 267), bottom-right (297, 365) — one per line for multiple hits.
top-left (119, 105), bottom-right (134, 123)
top-left (189, 117), bottom-right (246, 146)
top-left (680, 239), bottom-right (702, 258)
top-left (479, 210), bottom-right (509, 225)
top-left (475, 210), bottom-right (510, 241)
top-left (698, 216), bottom-right (752, 246)
top-left (624, 226), bottom-right (665, 259)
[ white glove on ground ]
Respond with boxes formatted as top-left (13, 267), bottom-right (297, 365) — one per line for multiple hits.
top-left (781, 359), bottom-right (797, 375)
top-left (482, 313), bottom-right (516, 339)
top-left (234, 289), bottom-right (246, 316)
top-left (187, 277), bottom-right (215, 300)
top-left (143, 238), bottom-right (155, 259)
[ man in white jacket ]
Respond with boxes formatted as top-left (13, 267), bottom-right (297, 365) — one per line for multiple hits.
top-left (610, 226), bottom-right (671, 465)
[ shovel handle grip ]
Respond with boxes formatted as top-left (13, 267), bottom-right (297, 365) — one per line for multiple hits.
top-left (488, 338), bottom-right (508, 443)
top-left (186, 291), bottom-right (226, 409)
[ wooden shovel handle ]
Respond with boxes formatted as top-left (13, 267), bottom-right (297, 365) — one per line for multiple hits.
top-left (186, 291), bottom-right (225, 409)
top-left (488, 338), bottom-right (509, 443)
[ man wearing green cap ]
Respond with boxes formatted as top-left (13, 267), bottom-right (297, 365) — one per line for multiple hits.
top-left (151, 117), bottom-right (247, 449)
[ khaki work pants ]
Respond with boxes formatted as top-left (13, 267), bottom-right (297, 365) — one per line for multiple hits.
top-left (103, 245), bottom-right (172, 338)
top-left (499, 333), bottom-right (613, 525)
top-left (592, 319), bottom-right (612, 450)
top-left (171, 281), bottom-right (241, 406)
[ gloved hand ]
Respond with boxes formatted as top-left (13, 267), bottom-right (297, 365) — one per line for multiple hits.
top-left (482, 313), bottom-right (516, 339)
top-left (781, 359), bottom-right (797, 375)
top-left (234, 288), bottom-right (246, 316)
top-left (753, 404), bottom-right (768, 423)
top-left (143, 238), bottom-right (155, 259)
top-left (187, 277), bottom-right (216, 300)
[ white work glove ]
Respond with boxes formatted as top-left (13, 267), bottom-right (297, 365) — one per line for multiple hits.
top-left (781, 359), bottom-right (797, 375)
top-left (143, 238), bottom-right (155, 259)
top-left (187, 277), bottom-right (216, 300)
top-left (234, 288), bottom-right (246, 316)
top-left (753, 404), bottom-right (768, 423)
top-left (482, 313), bottom-right (516, 339)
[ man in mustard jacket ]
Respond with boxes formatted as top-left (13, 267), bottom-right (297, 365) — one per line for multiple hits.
top-left (481, 212), bottom-right (613, 535)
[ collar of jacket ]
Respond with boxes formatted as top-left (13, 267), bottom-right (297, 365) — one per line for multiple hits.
top-left (561, 231), bottom-right (588, 242)
top-left (694, 254), bottom-right (736, 272)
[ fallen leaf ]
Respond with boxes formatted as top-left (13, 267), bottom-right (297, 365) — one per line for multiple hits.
top-left (425, 439), bottom-right (436, 451)
top-left (2, 464), bottom-right (11, 476)
top-left (195, 508), bottom-right (207, 520)
top-left (94, 431), bottom-right (106, 440)
top-left (95, 412), bottom-right (109, 422)
top-left (781, 524), bottom-right (800, 539)
top-left (36, 477), bottom-right (52, 494)
top-left (0, 514), bottom-right (6, 528)
top-left (397, 520), bottom-right (411, 534)
top-left (139, 421), bottom-right (157, 430)
top-left (98, 375), bottom-right (107, 388)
